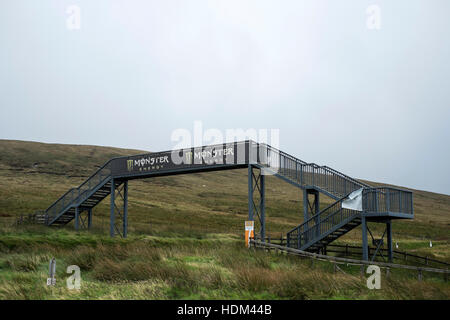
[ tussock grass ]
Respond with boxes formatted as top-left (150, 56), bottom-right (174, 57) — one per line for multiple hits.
top-left (5, 253), bottom-right (52, 272)
top-left (0, 231), bottom-right (448, 299)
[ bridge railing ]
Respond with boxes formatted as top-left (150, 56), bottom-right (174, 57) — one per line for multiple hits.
top-left (325, 244), bottom-right (449, 268)
top-left (45, 161), bottom-right (113, 223)
top-left (363, 187), bottom-right (413, 216)
top-left (250, 141), bottom-right (369, 198)
top-left (287, 193), bottom-right (358, 249)
top-left (286, 186), bottom-right (414, 249)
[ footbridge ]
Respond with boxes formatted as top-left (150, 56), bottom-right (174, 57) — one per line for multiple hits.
top-left (43, 141), bottom-right (413, 261)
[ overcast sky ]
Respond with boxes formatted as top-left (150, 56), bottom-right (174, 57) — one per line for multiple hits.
top-left (1, 1), bottom-right (449, 195)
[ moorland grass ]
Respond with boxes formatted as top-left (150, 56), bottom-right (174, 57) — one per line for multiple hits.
top-left (0, 140), bottom-right (448, 299)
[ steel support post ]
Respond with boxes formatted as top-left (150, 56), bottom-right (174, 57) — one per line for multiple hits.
top-left (260, 173), bottom-right (265, 241)
top-left (75, 206), bottom-right (79, 231)
top-left (110, 178), bottom-right (115, 237)
top-left (247, 165), bottom-right (265, 241)
top-left (303, 188), bottom-right (320, 241)
top-left (361, 215), bottom-right (369, 261)
top-left (313, 190), bottom-right (320, 239)
top-left (123, 180), bottom-right (128, 238)
top-left (387, 219), bottom-right (393, 263)
top-left (88, 208), bottom-right (92, 229)
top-left (110, 179), bottom-right (128, 238)
top-left (303, 189), bottom-right (309, 221)
top-left (314, 191), bottom-right (320, 215)
top-left (248, 165), bottom-right (253, 221)
top-left (303, 189), bottom-right (319, 221)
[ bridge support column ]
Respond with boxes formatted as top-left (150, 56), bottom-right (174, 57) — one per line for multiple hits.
top-left (248, 165), bottom-right (266, 242)
top-left (303, 188), bottom-right (320, 242)
top-left (110, 178), bottom-right (115, 237)
top-left (248, 165), bottom-right (253, 221)
top-left (303, 188), bottom-right (320, 221)
top-left (110, 178), bottom-right (128, 238)
top-left (361, 215), bottom-right (369, 261)
top-left (88, 208), bottom-right (92, 229)
top-left (123, 180), bottom-right (128, 238)
top-left (387, 220), bottom-right (393, 263)
top-left (303, 189), bottom-right (308, 221)
top-left (365, 220), bottom-right (391, 262)
top-left (75, 206), bottom-right (79, 231)
top-left (260, 173), bottom-right (265, 241)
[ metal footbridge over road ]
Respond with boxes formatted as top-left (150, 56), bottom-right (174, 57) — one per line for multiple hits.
top-left (43, 141), bottom-right (413, 262)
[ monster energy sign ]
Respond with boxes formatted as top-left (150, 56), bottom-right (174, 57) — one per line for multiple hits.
top-left (110, 141), bottom-right (250, 177)
top-left (183, 147), bottom-right (235, 165)
top-left (126, 155), bottom-right (169, 172)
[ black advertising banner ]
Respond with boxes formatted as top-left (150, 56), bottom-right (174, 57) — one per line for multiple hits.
top-left (110, 141), bottom-right (250, 178)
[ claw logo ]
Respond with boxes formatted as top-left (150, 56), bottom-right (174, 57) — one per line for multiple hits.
top-left (127, 160), bottom-right (133, 171)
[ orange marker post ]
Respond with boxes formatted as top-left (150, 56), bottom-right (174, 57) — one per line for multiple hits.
top-left (245, 220), bottom-right (254, 248)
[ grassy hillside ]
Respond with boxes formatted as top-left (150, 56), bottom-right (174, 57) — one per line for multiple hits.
top-left (0, 139), bottom-right (448, 299)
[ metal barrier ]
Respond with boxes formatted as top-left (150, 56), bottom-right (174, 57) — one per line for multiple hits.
top-left (325, 244), bottom-right (450, 269)
top-left (250, 141), bottom-right (369, 199)
top-left (286, 187), bottom-right (414, 251)
top-left (251, 239), bottom-right (450, 280)
top-left (45, 162), bottom-right (112, 223)
top-left (287, 193), bottom-right (359, 249)
top-left (15, 210), bottom-right (48, 225)
top-left (363, 187), bottom-right (413, 215)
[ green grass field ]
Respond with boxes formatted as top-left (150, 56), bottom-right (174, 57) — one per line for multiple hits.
top-left (0, 139), bottom-right (449, 299)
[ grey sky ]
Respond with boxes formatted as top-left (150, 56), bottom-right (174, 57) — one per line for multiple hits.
top-left (0, 1), bottom-right (449, 195)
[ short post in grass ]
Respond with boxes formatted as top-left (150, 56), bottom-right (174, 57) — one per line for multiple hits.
top-left (47, 258), bottom-right (56, 286)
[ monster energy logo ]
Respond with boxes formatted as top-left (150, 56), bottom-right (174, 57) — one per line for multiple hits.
top-left (184, 148), bottom-right (233, 164)
top-left (127, 160), bottom-right (133, 171)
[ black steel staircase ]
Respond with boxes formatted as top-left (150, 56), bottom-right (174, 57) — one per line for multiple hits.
top-left (285, 186), bottom-right (413, 255)
top-left (45, 159), bottom-right (115, 226)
